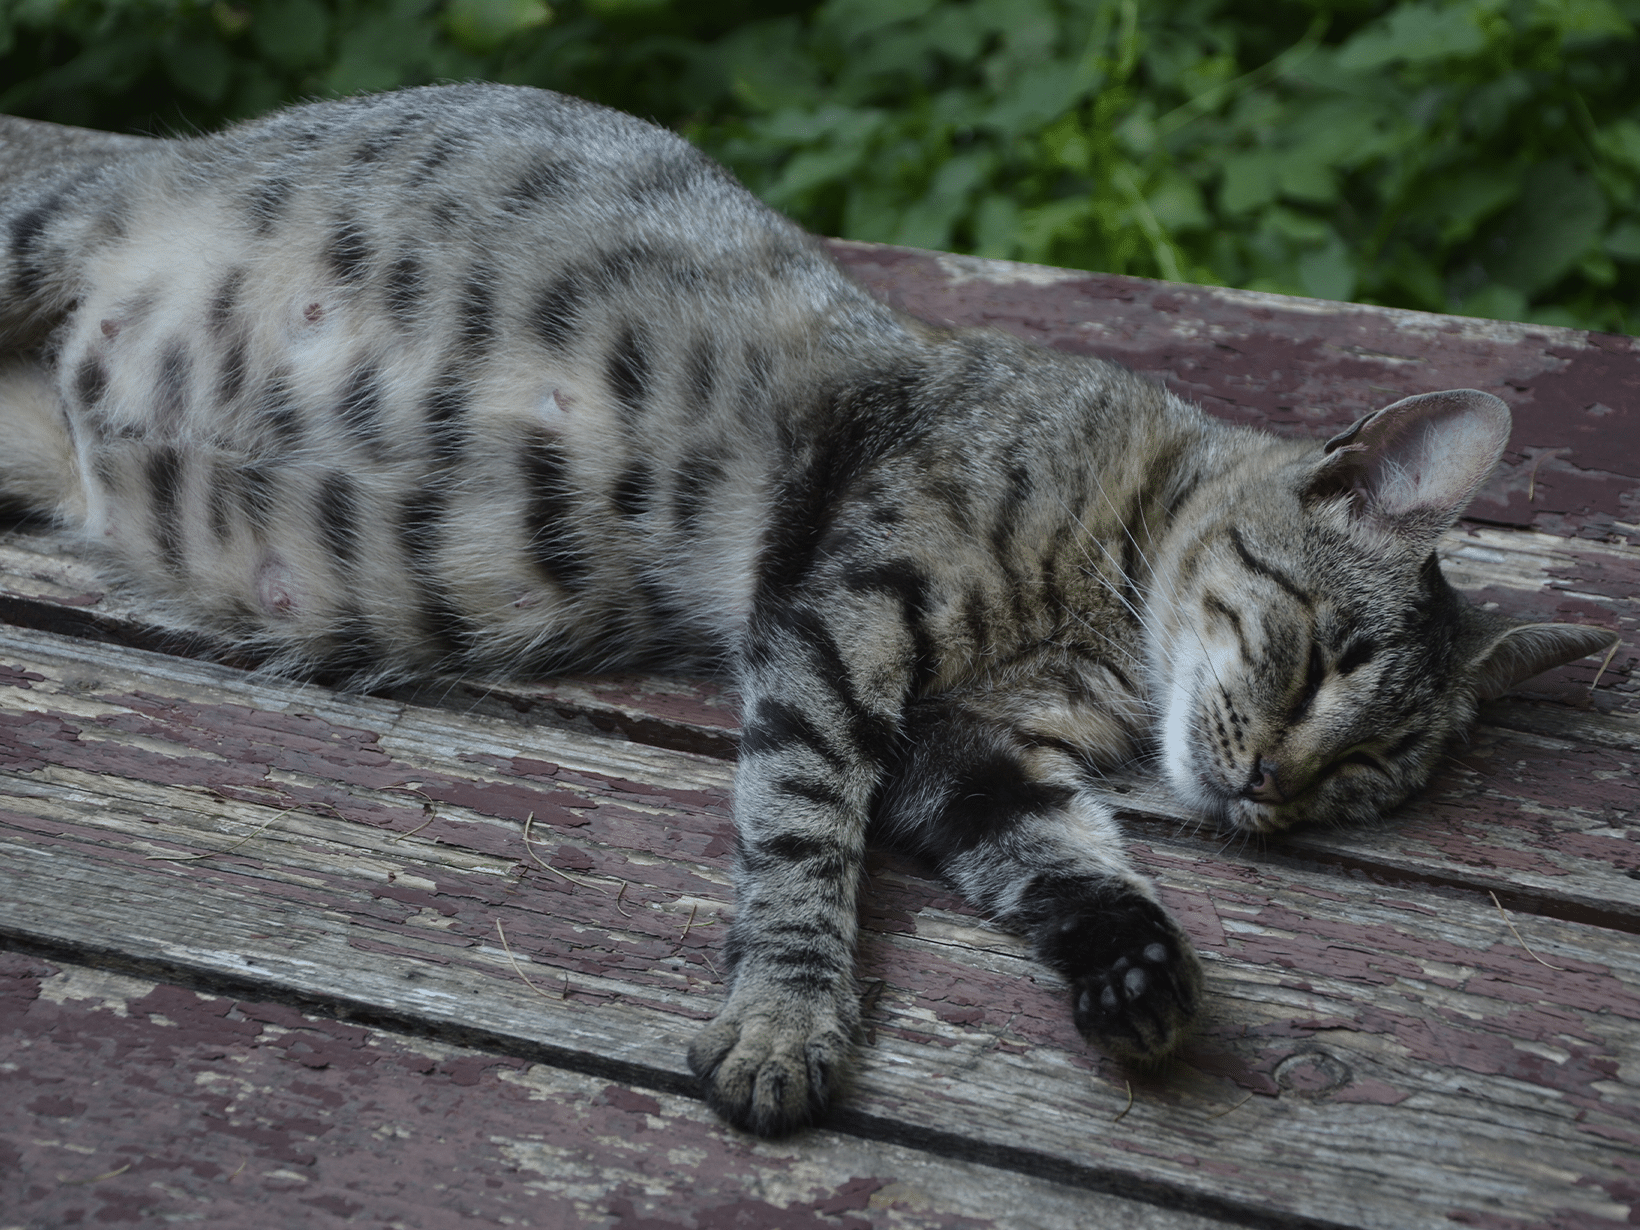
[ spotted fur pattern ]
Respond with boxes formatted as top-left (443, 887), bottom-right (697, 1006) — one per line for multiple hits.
top-left (0, 85), bottom-right (1615, 1136)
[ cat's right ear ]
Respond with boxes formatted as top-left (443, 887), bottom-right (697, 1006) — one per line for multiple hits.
top-left (1304, 389), bottom-right (1512, 549)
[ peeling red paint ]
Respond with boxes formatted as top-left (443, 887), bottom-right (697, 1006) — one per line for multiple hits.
top-left (9, 954), bottom-right (1014, 1229)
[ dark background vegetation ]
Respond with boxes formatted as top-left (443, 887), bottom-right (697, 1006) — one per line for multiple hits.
top-left (3, 0), bottom-right (1637, 333)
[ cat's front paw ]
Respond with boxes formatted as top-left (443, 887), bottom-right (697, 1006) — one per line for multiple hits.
top-left (687, 987), bottom-right (853, 1136)
top-left (1043, 893), bottom-right (1203, 1064)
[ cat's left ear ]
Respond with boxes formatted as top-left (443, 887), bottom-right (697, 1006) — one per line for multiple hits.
top-left (1305, 389), bottom-right (1512, 548)
top-left (1468, 622), bottom-right (1622, 702)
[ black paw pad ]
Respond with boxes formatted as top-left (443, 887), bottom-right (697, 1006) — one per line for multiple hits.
top-left (1039, 893), bottom-right (1203, 1064)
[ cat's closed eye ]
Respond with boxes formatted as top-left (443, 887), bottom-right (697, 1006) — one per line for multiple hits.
top-left (1328, 747), bottom-right (1390, 778)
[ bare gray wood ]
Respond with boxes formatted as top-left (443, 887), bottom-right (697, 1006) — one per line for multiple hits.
top-left (3, 626), bottom-right (1636, 1229)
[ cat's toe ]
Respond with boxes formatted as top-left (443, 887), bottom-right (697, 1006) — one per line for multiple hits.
top-left (687, 995), bottom-right (851, 1136)
top-left (1044, 893), bottom-right (1203, 1064)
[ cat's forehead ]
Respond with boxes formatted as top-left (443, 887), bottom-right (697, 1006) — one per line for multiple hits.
top-left (1223, 511), bottom-right (1445, 627)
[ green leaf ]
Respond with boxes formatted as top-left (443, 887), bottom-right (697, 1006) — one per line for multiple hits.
top-left (1015, 197), bottom-right (1092, 263)
top-left (1277, 154), bottom-right (1336, 205)
top-left (326, 6), bottom-right (436, 96)
top-left (1606, 221), bottom-right (1640, 261)
top-left (1597, 119), bottom-right (1640, 173)
top-left (1146, 171), bottom-right (1209, 233)
top-left (1457, 283), bottom-right (1529, 321)
top-left (1220, 150), bottom-right (1280, 214)
top-left (443, 0), bottom-right (552, 55)
top-left (1336, 3), bottom-right (1488, 70)
top-left (1486, 160), bottom-right (1609, 295)
top-left (1412, 164), bottom-right (1523, 244)
top-left (818, 0), bottom-right (940, 42)
top-left (252, 0), bottom-right (330, 71)
top-left (1298, 235), bottom-right (1357, 300)
top-left (973, 193), bottom-right (1021, 258)
top-left (1532, 0), bottom-right (1635, 40)
top-left (720, 19), bottom-right (820, 113)
top-left (583, 0), bottom-right (668, 16)
top-left (162, 30), bottom-right (233, 103)
top-left (765, 146), bottom-right (866, 207)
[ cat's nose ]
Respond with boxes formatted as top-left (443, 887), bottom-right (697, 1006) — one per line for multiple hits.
top-left (1243, 758), bottom-right (1287, 804)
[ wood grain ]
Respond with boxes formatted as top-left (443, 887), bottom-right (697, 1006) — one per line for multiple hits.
top-left (4, 954), bottom-right (1234, 1230)
top-left (3, 627), bottom-right (1636, 1229)
top-left (5, 517), bottom-right (1632, 929)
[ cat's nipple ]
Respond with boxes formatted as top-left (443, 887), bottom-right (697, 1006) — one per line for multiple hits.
top-left (1242, 758), bottom-right (1287, 804)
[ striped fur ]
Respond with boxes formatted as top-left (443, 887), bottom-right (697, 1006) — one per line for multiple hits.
top-left (0, 86), bottom-right (1616, 1136)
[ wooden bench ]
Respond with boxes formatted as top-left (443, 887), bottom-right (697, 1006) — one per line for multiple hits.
top-left (3, 241), bottom-right (1636, 1230)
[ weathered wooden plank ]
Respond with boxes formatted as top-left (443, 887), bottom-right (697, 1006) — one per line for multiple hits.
top-left (4, 628), bottom-right (1637, 1229)
top-left (7, 515), bottom-right (1633, 927)
top-left (2, 954), bottom-right (1233, 1230)
top-left (829, 242), bottom-right (1640, 544)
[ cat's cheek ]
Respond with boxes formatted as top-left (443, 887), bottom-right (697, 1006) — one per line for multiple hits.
top-left (1160, 671), bottom-right (1221, 818)
top-left (1159, 676), bottom-right (1194, 785)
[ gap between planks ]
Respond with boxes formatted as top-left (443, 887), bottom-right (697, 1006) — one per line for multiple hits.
top-left (3, 628), bottom-right (1639, 1228)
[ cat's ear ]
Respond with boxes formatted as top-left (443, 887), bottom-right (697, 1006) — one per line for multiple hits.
top-left (1469, 622), bottom-right (1621, 702)
top-left (1305, 389), bottom-right (1512, 547)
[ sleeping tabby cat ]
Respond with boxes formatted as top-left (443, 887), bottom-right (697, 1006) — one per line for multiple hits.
top-left (0, 84), bottom-right (1615, 1135)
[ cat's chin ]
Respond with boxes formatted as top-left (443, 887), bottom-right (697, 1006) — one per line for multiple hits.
top-left (1188, 787), bottom-right (1291, 836)
top-left (1220, 796), bottom-right (1301, 836)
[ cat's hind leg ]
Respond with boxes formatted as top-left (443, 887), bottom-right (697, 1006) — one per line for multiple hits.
top-left (0, 361), bottom-right (83, 523)
top-left (876, 694), bottom-right (1203, 1063)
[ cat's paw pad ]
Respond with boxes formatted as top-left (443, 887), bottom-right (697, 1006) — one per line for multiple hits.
top-left (1046, 895), bottom-right (1203, 1064)
top-left (687, 993), bottom-right (851, 1136)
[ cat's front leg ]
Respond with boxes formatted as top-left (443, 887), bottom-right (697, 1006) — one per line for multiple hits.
top-left (877, 696), bottom-right (1203, 1063)
top-left (687, 597), bottom-right (903, 1136)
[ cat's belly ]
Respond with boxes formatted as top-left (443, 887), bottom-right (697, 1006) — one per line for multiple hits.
top-left (52, 196), bottom-right (773, 678)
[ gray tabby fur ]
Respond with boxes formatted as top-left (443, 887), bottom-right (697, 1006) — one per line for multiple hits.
top-left (0, 85), bottom-right (1616, 1135)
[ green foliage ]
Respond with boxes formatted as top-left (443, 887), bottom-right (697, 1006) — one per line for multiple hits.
top-left (1, 0), bottom-right (1636, 332)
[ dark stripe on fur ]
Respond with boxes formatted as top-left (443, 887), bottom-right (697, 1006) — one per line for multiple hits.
top-left (336, 362), bottom-right (383, 451)
top-left (673, 444), bottom-right (725, 535)
top-left (1205, 594), bottom-right (1248, 659)
top-left (316, 472), bottom-right (361, 563)
top-left (398, 489), bottom-right (477, 660)
top-left (325, 609), bottom-right (384, 679)
top-left (754, 372), bottom-right (924, 604)
top-left (8, 198), bottom-right (58, 299)
top-left (387, 254), bottom-right (423, 326)
top-left (75, 356), bottom-right (107, 408)
top-left (1228, 526), bottom-right (1312, 606)
top-left (606, 323), bottom-right (650, 422)
top-left (207, 268), bottom-right (246, 334)
top-left (217, 337), bottom-right (249, 407)
top-left (521, 432), bottom-right (587, 591)
top-left (611, 462), bottom-right (650, 518)
top-left (459, 269), bottom-right (496, 356)
top-left (740, 697), bottom-right (848, 770)
top-left (326, 218), bottom-right (371, 283)
top-left (156, 343), bottom-right (190, 426)
top-left (531, 274), bottom-right (583, 350)
top-left (258, 372), bottom-right (302, 447)
top-left (423, 369), bottom-right (468, 465)
top-left (247, 176), bottom-right (293, 233)
top-left (146, 447), bottom-right (185, 573)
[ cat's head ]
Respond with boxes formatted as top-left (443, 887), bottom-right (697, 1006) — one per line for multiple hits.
top-left (1148, 389), bottom-right (1618, 835)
